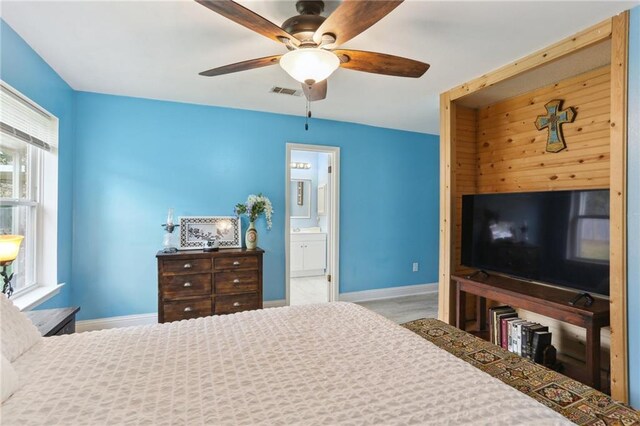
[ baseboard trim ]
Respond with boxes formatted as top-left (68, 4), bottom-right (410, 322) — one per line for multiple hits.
top-left (77, 313), bottom-right (158, 332)
top-left (263, 299), bottom-right (287, 308)
top-left (339, 282), bottom-right (438, 303)
top-left (290, 270), bottom-right (325, 278)
top-left (76, 288), bottom-right (434, 332)
top-left (77, 301), bottom-right (288, 332)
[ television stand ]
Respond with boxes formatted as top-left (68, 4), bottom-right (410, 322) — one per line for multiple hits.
top-left (452, 273), bottom-right (610, 391)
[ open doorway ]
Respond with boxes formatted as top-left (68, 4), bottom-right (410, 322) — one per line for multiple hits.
top-left (285, 143), bottom-right (340, 306)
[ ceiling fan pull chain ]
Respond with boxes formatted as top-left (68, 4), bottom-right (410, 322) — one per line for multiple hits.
top-left (305, 99), bottom-right (310, 131)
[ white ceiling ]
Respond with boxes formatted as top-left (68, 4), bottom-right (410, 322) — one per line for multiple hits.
top-left (0, 0), bottom-right (636, 134)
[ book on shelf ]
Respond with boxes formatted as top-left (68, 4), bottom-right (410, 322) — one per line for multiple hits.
top-left (485, 306), bottom-right (553, 362)
top-left (502, 317), bottom-right (520, 350)
top-left (509, 319), bottom-right (527, 353)
top-left (489, 306), bottom-right (515, 345)
top-left (497, 312), bottom-right (518, 348)
top-left (515, 321), bottom-right (535, 356)
top-left (522, 324), bottom-right (549, 360)
top-left (532, 331), bottom-right (553, 363)
top-left (494, 310), bottom-right (516, 345)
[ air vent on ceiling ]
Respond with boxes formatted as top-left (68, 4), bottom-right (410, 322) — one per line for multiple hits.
top-left (269, 86), bottom-right (302, 97)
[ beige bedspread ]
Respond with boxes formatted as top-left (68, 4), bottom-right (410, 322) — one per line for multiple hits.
top-left (2, 303), bottom-right (572, 425)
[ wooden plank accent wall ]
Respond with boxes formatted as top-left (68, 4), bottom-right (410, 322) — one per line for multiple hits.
top-left (454, 107), bottom-right (479, 321)
top-left (439, 14), bottom-right (629, 401)
top-left (473, 66), bottom-right (613, 350)
top-left (476, 66), bottom-right (611, 193)
top-left (454, 106), bottom-right (478, 274)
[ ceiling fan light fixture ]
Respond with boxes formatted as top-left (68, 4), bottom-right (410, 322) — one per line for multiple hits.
top-left (279, 48), bottom-right (340, 85)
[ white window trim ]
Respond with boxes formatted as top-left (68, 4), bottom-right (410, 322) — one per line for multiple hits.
top-left (1, 81), bottom-right (60, 311)
top-left (13, 283), bottom-right (64, 311)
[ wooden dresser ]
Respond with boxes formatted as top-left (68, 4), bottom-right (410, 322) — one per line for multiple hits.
top-left (156, 248), bottom-right (264, 323)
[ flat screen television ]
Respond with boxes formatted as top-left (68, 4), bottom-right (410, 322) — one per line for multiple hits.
top-left (461, 189), bottom-right (610, 296)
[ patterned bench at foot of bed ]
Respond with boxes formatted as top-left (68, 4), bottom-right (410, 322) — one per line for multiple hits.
top-left (402, 318), bottom-right (639, 426)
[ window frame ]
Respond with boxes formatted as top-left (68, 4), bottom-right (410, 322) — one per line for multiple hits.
top-left (0, 81), bottom-right (62, 310)
top-left (0, 141), bottom-right (40, 295)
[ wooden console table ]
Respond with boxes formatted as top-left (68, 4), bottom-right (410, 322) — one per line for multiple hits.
top-left (453, 274), bottom-right (610, 390)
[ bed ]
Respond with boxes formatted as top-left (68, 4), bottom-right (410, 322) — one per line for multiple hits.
top-left (3, 302), bottom-right (578, 425)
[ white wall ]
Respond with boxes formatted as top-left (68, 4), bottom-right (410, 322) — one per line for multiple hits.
top-left (317, 152), bottom-right (330, 232)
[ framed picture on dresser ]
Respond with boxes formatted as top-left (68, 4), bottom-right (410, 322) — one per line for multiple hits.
top-left (179, 216), bottom-right (241, 249)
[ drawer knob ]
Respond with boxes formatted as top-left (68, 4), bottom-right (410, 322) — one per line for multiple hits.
top-left (233, 279), bottom-right (240, 284)
top-left (184, 306), bottom-right (192, 312)
top-left (233, 302), bottom-right (241, 307)
top-left (183, 282), bottom-right (192, 287)
top-left (233, 261), bottom-right (240, 266)
top-left (183, 263), bottom-right (192, 269)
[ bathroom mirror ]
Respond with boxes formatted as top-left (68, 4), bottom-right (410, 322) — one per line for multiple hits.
top-left (290, 179), bottom-right (311, 218)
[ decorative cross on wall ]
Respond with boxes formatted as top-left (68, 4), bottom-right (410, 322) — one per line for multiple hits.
top-left (534, 99), bottom-right (576, 153)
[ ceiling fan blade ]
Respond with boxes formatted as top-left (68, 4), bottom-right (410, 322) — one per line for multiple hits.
top-left (195, 0), bottom-right (298, 46)
top-left (313, 1), bottom-right (403, 47)
top-left (199, 55), bottom-right (281, 77)
top-left (302, 80), bottom-right (327, 101)
top-left (333, 49), bottom-right (429, 78)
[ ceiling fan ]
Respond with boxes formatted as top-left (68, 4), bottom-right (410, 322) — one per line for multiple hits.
top-left (196, 0), bottom-right (430, 102)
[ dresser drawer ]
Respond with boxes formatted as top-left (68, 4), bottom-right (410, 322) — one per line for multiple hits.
top-left (162, 258), bottom-right (211, 274)
top-left (215, 293), bottom-right (260, 315)
top-left (214, 255), bottom-right (258, 271)
top-left (161, 273), bottom-right (211, 299)
top-left (215, 271), bottom-right (259, 295)
top-left (162, 298), bottom-right (212, 323)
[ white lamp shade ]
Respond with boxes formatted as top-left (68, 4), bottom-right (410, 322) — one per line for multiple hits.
top-left (0, 235), bottom-right (23, 263)
top-left (279, 48), bottom-right (340, 84)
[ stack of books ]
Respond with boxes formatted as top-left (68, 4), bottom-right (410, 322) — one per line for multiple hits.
top-left (489, 306), bottom-right (552, 363)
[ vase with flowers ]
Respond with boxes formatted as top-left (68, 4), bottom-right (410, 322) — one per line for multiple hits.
top-left (234, 194), bottom-right (273, 250)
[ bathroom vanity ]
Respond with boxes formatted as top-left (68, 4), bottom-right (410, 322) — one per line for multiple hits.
top-left (290, 231), bottom-right (327, 278)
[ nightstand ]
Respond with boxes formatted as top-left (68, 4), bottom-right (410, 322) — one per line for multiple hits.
top-left (25, 307), bottom-right (81, 337)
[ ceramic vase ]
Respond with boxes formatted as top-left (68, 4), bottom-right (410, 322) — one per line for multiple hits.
top-left (246, 221), bottom-right (258, 250)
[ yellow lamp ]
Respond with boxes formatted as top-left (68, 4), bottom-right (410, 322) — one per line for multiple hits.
top-left (0, 235), bottom-right (24, 297)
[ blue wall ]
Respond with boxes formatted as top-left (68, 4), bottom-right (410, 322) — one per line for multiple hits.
top-left (72, 92), bottom-right (439, 319)
top-left (0, 18), bottom-right (440, 321)
top-left (0, 20), bottom-right (74, 308)
top-left (627, 5), bottom-right (639, 410)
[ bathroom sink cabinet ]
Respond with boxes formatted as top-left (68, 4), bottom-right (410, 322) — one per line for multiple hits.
top-left (290, 233), bottom-right (327, 277)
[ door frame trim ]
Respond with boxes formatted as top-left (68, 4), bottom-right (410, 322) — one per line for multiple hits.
top-left (285, 143), bottom-right (340, 305)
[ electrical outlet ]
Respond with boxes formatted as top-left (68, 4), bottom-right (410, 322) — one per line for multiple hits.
top-left (412, 262), bottom-right (419, 272)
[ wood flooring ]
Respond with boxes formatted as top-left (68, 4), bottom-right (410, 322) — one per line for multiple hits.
top-left (357, 293), bottom-right (438, 324)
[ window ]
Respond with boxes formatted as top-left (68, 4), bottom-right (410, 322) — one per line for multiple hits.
top-left (570, 191), bottom-right (610, 263)
top-left (0, 138), bottom-right (40, 292)
top-left (0, 82), bottom-right (58, 301)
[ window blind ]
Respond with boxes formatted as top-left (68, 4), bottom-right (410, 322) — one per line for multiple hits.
top-left (0, 82), bottom-right (57, 151)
